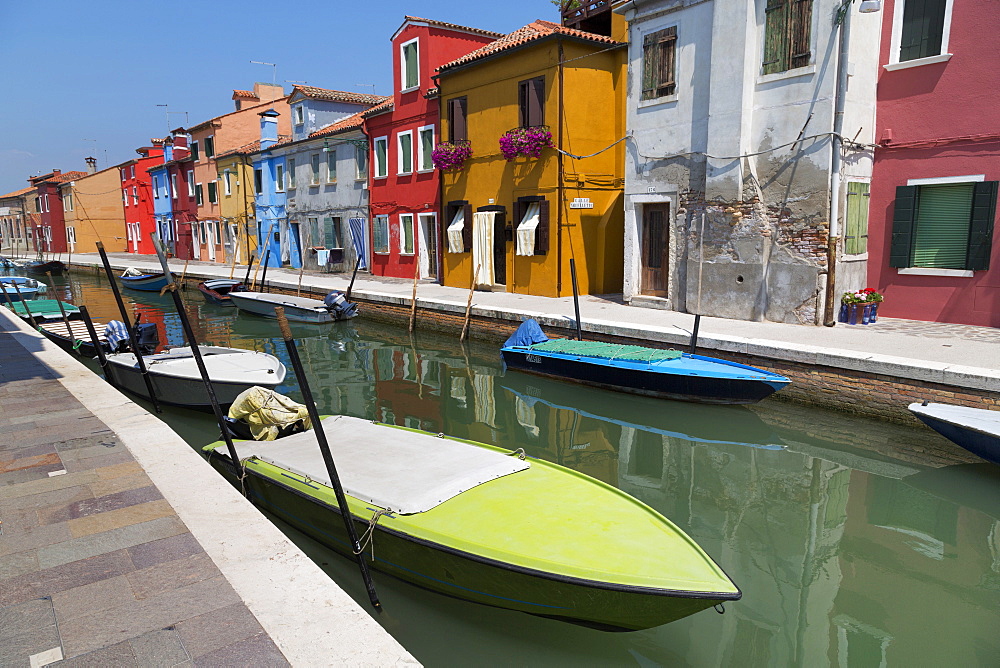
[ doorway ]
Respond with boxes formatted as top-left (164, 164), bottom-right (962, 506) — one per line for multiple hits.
top-left (418, 213), bottom-right (438, 280)
top-left (640, 203), bottom-right (669, 296)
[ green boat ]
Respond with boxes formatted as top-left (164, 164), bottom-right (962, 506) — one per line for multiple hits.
top-left (203, 416), bottom-right (740, 631)
top-left (6, 299), bottom-right (79, 321)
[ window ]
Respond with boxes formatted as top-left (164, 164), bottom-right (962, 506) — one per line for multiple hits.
top-left (642, 26), bottom-right (677, 100)
top-left (224, 170), bottom-right (232, 196)
top-left (374, 137), bottom-right (388, 178)
top-left (195, 184), bottom-right (204, 205)
top-left (762, 0), bottom-right (812, 75)
top-left (400, 214), bottom-right (415, 254)
top-left (326, 216), bottom-right (343, 248)
top-left (188, 170), bottom-right (196, 198)
top-left (311, 154), bottom-right (321, 185)
top-left (294, 105), bottom-right (304, 126)
top-left (448, 97), bottom-right (467, 142)
top-left (64, 191), bottom-right (73, 212)
top-left (120, 169), bottom-right (126, 182)
top-left (191, 141), bottom-right (199, 161)
top-left (518, 77), bottom-right (545, 128)
top-left (204, 136), bottom-right (215, 157)
top-left (418, 126), bottom-right (434, 172)
top-left (132, 186), bottom-right (138, 205)
top-left (327, 149), bottom-right (337, 183)
top-left (275, 164), bottom-right (285, 191)
top-left (307, 217), bottom-right (319, 246)
top-left (844, 182), bottom-right (870, 255)
top-left (254, 169), bottom-right (263, 194)
top-left (356, 145), bottom-right (368, 179)
top-left (153, 176), bottom-right (160, 199)
top-left (287, 159), bottom-right (296, 188)
top-left (397, 131), bottom-right (413, 175)
top-left (123, 189), bottom-right (129, 206)
top-left (897, 0), bottom-right (949, 62)
top-left (44, 194), bottom-right (49, 212)
top-left (373, 215), bottom-right (390, 253)
top-left (171, 174), bottom-right (178, 199)
top-left (207, 181), bottom-right (218, 204)
top-left (400, 38), bottom-right (419, 91)
top-left (890, 179), bottom-right (997, 271)
top-left (66, 226), bottom-right (76, 250)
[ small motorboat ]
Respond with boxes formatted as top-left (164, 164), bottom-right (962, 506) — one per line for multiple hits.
top-left (229, 290), bottom-right (358, 324)
top-left (204, 414), bottom-right (741, 631)
top-left (104, 346), bottom-right (287, 409)
top-left (197, 278), bottom-right (245, 306)
top-left (0, 281), bottom-right (39, 303)
top-left (500, 320), bottom-right (790, 405)
top-left (120, 268), bottom-right (174, 292)
top-left (7, 299), bottom-right (80, 322)
top-left (24, 260), bottom-right (66, 275)
top-left (908, 402), bottom-right (1000, 465)
top-left (1, 275), bottom-right (47, 295)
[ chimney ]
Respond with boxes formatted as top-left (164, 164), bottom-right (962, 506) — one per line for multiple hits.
top-left (171, 131), bottom-right (190, 160)
top-left (85, 157), bottom-right (97, 174)
top-left (254, 82), bottom-right (286, 103)
top-left (259, 108), bottom-right (280, 149)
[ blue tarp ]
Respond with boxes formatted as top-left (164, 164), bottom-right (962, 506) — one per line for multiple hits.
top-left (504, 319), bottom-right (548, 348)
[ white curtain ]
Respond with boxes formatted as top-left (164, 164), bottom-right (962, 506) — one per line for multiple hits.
top-left (447, 208), bottom-right (465, 253)
top-left (472, 211), bottom-right (495, 289)
top-left (473, 373), bottom-right (496, 427)
top-left (516, 202), bottom-right (540, 256)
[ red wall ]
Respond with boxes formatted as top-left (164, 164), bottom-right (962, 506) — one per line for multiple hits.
top-left (168, 160), bottom-right (197, 261)
top-left (121, 147), bottom-right (164, 255)
top-left (869, 0), bottom-right (1000, 326)
top-left (35, 183), bottom-right (67, 254)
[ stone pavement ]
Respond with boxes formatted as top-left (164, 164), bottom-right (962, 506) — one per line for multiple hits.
top-left (0, 310), bottom-right (416, 666)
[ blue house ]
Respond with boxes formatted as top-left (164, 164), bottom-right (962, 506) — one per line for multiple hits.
top-left (252, 109), bottom-right (291, 268)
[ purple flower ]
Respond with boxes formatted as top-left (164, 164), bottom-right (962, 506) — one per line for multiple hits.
top-left (432, 141), bottom-right (473, 171)
top-left (499, 127), bottom-right (553, 161)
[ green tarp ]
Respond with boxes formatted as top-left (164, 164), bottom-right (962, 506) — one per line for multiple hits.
top-left (528, 339), bottom-right (682, 363)
top-left (6, 299), bottom-right (79, 318)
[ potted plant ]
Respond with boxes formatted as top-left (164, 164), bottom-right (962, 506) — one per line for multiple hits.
top-left (432, 140), bottom-right (473, 171)
top-left (499, 126), bottom-right (553, 161)
top-left (839, 288), bottom-right (884, 325)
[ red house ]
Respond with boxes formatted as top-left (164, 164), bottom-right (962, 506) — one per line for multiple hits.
top-left (120, 140), bottom-right (165, 255)
top-left (869, 0), bottom-right (999, 326)
top-left (27, 169), bottom-right (87, 254)
top-left (363, 16), bottom-right (500, 280)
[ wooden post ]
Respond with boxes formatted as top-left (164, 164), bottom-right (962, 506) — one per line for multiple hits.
top-left (229, 251), bottom-right (238, 280)
top-left (79, 305), bottom-right (108, 373)
top-left (179, 259), bottom-right (190, 290)
top-left (297, 264), bottom-right (305, 297)
top-left (688, 314), bottom-right (701, 354)
top-left (11, 282), bottom-right (37, 328)
top-left (460, 265), bottom-right (479, 343)
top-left (408, 263), bottom-right (419, 333)
top-left (345, 256), bottom-right (361, 302)
top-left (47, 271), bottom-right (73, 335)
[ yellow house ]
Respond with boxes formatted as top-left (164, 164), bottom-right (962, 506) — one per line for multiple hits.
top-left (214, 142), bottom-right (260, 265)
top-left (60, 159), bottom-right (127, 255)
top-left (435, 17), bottom-right (627, 297)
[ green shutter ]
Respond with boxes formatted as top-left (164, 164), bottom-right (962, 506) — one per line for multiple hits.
top-left (207, 181), bottom-right (217, 204)
top-left (844, 182), bottom-right (870, 255)
top-left (912, 183), bottom-right (974, 269)
top-left (376, 140), bottom-right (387, 176)
top-left (968, 181), bottom-right (998, 271)
top-left (900, 0), bottom-right (947, 62)
top-left (400, 134), bottom-right (412, 173)
top-left (324, 217), bottom-right (335, 248)
top-left (889, 185), bottom-right (917, 267)
top-left (641, 33), bottom-right (661, 100)
top-left (762, 0), bottom-right (789, 75)
top-left (404, 42), bottom-right (418, 89)
top-left (421, 129), bottom-right (434, 170)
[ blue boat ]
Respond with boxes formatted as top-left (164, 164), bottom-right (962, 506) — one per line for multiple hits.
top-left (500, 319), bottom-right (791, 405)
top-left (0, 277), bottom-right (40, 303)
top-left (120, 269), bottom-right (173, 291)
top-left (908, 402), bottom-right (1000, 466)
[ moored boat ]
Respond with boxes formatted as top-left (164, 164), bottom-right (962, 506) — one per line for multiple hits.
top-left (24, 260), bottom-right (66, 275)
top-left (120, 268), bottom-right (174, 292)
top-left (0, 281), bottom-right (39, 302)
top-left (197, 278), bottom-right (245, 306)
top-left (908, 402), bottom-right (1000, 465)
top-left (6, 299), bottom-right (80, 322)
top-left (204, 414), bottom-right (741, 631)
top-left (500, 320), bottom-right (790, 405)
top-left (229, 290), bottom-right (358, 323)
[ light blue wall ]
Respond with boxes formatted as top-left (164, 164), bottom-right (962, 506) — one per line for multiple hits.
top-left (289, 97), bottom-right (369, 142)
top-left (252, 152), bottom-right (289, 268)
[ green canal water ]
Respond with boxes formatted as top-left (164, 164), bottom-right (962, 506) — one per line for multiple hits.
top-left (49, 271), bottom-right (1000, 666)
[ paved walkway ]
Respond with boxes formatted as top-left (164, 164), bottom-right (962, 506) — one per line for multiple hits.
top-left (0, 309), bottom-right (416, 666)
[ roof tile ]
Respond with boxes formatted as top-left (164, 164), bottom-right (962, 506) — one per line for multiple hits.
top-left (402, 16), bottom-right (504, 38)
top-left (292, 86), bottom-right (388, 106)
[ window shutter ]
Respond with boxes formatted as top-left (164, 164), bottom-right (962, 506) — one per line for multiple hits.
top-left (762, 0), bottom-right (789, 75)
top-left (900, 0), bottom-right (946, 61)
top-left (207, 182), bottom-right (217, 204)
top-left (889, 185), bottom-right (917, 268)
top-left (450, 98), bottom-right (467, 142)
top-left (518, 81), bottom-right (528, 128)
top-left (641, 32), bottom-right (661, 100)
top-left (967, 181), bottom-right (998, 271)
top-left (844, 182), bottom-right (869, 255)
top-left (324, 216), bottom-right (334, 248)
top-left (912, 183), bottom-right (974, 269)
top-left (530, 77), bottom-right (545, 127)
top-left (788, 0), bottom-right (812, 69)
top-left (462, 203), bottom-right (473, 252)
top-left (421, 129), bottom-right (434, 170)
top-left (404, 42), bottom-right (418, 88)
top-left (659, 27), bottom-right (677, 92)
top-left (535, 199), bottom-right (550, 255)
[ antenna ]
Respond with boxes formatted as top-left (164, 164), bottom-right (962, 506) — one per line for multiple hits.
top-left (251, 60), bottom-right (277, 85)
top-left (285, 80), bottom-right (307, 85)
top-left (356, 84), bottom-right (376, 95)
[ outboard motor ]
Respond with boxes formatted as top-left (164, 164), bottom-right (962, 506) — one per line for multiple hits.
top-left (134, 322), bottom-right (159, 354)
top-left (323, 290), bottom-right (358, 320)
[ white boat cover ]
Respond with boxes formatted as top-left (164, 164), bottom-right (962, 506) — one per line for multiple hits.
top-left (909, 402), bottom-right (1000, 437)
top-left (215, 415), bottom-right (530, 515)
top-left (204, 279), bottom-right (241, 290)
top-left (106, 346), bottom-right (286, 383)
top-left (231, 292), bottom-right (327, 310)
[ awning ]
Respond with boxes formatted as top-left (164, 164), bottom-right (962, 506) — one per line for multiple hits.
top-left (447, 207), bottom-right (465, 253)
top-left (516, 202), bottom-right (540, 256)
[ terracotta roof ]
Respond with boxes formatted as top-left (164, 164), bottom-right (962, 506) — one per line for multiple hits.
top-left (438, 20), bottom-right (621, 72)
top-left (402, 16), bottom-right (504, 38)
top-left (0, 186), bottom-right (36, 199)
top-left (29, 171), bottom-right (88, 185)
top-left (291, 86), bottom-right (388, 106)
top-left (361, 99), bottom-right (394, 119)
top-left (232, 89), bottom-right (257, 99)
top-left (309, 110), bottom-right (370, 138)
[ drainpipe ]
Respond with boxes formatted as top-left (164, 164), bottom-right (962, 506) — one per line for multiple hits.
top-left (825, 4), bottom-right (852, 326)
top-left (557, 39), bottom-right (565, 295)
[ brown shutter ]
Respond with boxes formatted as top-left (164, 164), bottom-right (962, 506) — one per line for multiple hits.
top-left (450, 98), bottom-right (467, 142)
top-left (535, 198), bottom-right (550, 255)
top-left (659, 27), bottom-right (677, 93)
top-left (518, 80), bottom-right (528, 128)
top-left (462, 203), bottom-right (473, 252)
top-left (530, 77), bottom-right (545, 127)
top-left (789, 0), bottom-right (813, 69)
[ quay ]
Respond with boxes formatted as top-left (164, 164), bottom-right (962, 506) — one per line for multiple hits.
top-left (0, 308), bottom-right (416, 666)
top-left (69, 253), bottom-right (1000, 423)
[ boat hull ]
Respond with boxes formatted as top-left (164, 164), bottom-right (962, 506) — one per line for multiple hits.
top-left (25, 261), bottom-right (66, 275)
top-left (206, 452), bottom-right (733, 631)
top-left (909, 403), bottom-right (1000, 465)
top-left (0, 287), bottom-right (39, 303)
top-left (229, 292), bottom-right (342, 323)
top-left (501, 348), bottom-right (788, 405)
top-left (120, 273), bottom-right (172, 291)
top-left (39, 321), bottom-right (109, 357)
top-left (197, 280), bottom-right (243, 306)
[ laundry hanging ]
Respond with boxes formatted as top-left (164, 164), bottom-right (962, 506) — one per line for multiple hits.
top-left (348, 218), bottom-right (367, 269)
top-left (447, 208), bottom-right (465, 253)
top-left (472, 211), bottom-right (496, 289)
top-left (516, 202), bottom-right (540, 256)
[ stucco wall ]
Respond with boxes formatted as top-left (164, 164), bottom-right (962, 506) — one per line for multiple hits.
top-left (63, 167), bottom-right (127, 254)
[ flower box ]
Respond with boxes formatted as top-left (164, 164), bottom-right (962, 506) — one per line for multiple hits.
top-left (838, 288), bottom-right (883, 325)
top-left (432, 140), bottom-right (473, 171)
top-left (499, 126), bottom-right (553, 161)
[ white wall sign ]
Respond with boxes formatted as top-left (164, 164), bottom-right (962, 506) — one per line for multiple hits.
top-left (569, 197), bottom-right (594, 209)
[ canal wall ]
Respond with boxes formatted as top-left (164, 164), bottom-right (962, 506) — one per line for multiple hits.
top-left (0, 306), bottom-right (418, 665)
top-left (66, 258), bottom-right (999, 426)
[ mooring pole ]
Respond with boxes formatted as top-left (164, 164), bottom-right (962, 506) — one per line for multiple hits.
top-left (569, 258), bottom-right (583, 341)
top-left (345, 255), bottom-right (361, 303)
top-left (11, 282), bottom-right (37, 328)
top-left (460, 265), bottom-right (479, 343)
top-left (242, 253), bottom-right (255, 287)
top-left (79, 305), bottom-right (108, 372)
top-left (274, 306), bottom-right (382, 613)
top-left (408, 263), bottom-right (419, 333)
top-left (47, 272), bottom-right (74, 338)
top-left (259, 253), bottom-right (270, 293)
top-left (95, 241), bottom-right (161, 414)
top-left (689, 314), bottom-right (701, 355)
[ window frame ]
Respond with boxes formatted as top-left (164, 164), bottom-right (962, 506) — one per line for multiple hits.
top-left (294, 104), bottom-right (305, 126)
top-left (131, 186), bottom-right (138, 205)
top-left (886, 0), bottom-right (955, 70)
top-left (397, 130), bottom-right (414, 175)
top-left (310, 154), bottom-right (321, 186)
top-left (448, 97), bottom-right (468, 142)
top-left (844, 181), bottom-right (870, 255)
top-left (204, 136), bottom-right (215, 158)
top-left (275, 164), bottom-right (284, 192)
top-left (373, 214), bottom-right (390, 254)
top-left (400, 37), bottom-right (420, 92)
top-left (641, 25), bottom-right (678, 101)
top-left (761, 0), bottom-right (814, 76)
top-left (327, 148), bottom-right (337, 183)
top-left (374, 136), bottom-right (389, 179)
top-left (287, 159), bottom-right (297, 189)
top-left (171, 174), bottom-right (178, 200)
top-left (417, 125), bottom-right (435, 173)
top-left (188, 170), bottom-right (196, 198)
top-left (518, 76), bottom-right (545, 128)
top-left (399, 213), bottom-right (415, 255)
top-left (356, 145), bottom-right (368, 180)
top-left (207, 181), bottom-right (218, 204)
top-left (195, 183), bottom-right (204, 205)
top-left (223, 170), bottom-right (232, 196)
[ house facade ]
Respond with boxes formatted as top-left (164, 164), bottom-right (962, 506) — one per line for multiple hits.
top-left (868, 0), bottom-right (999, 327)
top-left (60, 157), bottom-right (128, 254)
top-left (436, 16), bottom-right (627, 297)
top-left (148, 134), bottom-right (196, 259)
top-left (27, 169), bottom-right (87, 254)
top-left (120, 141), bottom-right (164, 254)
top-left (213, 142), bottom-right (259, 265)
top-left (251, 110), bottom-right (291, 268)
top-left (0, 186), bottom-right (38, 255)
top-left (613, 0), bottom-right (882, 325)
top-left (363, 17), bottom-right (502, 281)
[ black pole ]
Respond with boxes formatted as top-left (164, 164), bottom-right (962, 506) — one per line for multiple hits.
top-left (79, 305), bottom-right (108, 371)
top-left (569, 258), bottom-right (582, 341)
top-left (346, 255), bottom-right (361, 303)
top-left (259, 250), bottom-right (270, 293)
top-left (274, 305), bottom-right (382, 613)
top-left (242, 253), bottom-right (255, 286)
top-left (150, 234), bottom-right (243, 466)
top-left (689, 314), bottom-right (701, 354)
top-left (95, 241), bottom-right (161, 414)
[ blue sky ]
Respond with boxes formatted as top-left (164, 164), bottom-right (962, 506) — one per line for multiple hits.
top-left (0, 1), bottom-right (559, 195)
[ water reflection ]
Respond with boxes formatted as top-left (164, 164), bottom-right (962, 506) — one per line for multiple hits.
top-left (54, 270), bottom-right (1000, 666)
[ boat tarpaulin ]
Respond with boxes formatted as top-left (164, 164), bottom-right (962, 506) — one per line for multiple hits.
top-left (504, 319), bottom-right (548, 348)
top-left (229, 386), bottom-right (312, 441)
top-left (104, 321), bottom-right (129, 351)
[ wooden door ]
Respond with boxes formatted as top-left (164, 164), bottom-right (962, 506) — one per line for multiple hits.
top-left (640, 203), bottom-right (669, 296)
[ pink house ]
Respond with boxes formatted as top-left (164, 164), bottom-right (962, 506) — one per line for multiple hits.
top-left (869, 0), bottom-right (999, 326)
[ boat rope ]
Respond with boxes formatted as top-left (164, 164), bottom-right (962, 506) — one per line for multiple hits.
top-left (508, 448), bottom-right (527, 460)
top-left (714, 603), bottom-right (726, 614)
top-left (72, 339), bottom-right (83, 350)
top-left (353, 507), bottom-right (387, 560)
top-left (236, 456), bottom-right (254, 498)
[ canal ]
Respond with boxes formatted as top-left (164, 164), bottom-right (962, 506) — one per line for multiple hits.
top-left (47, 270), bottom-right (1000, 666)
